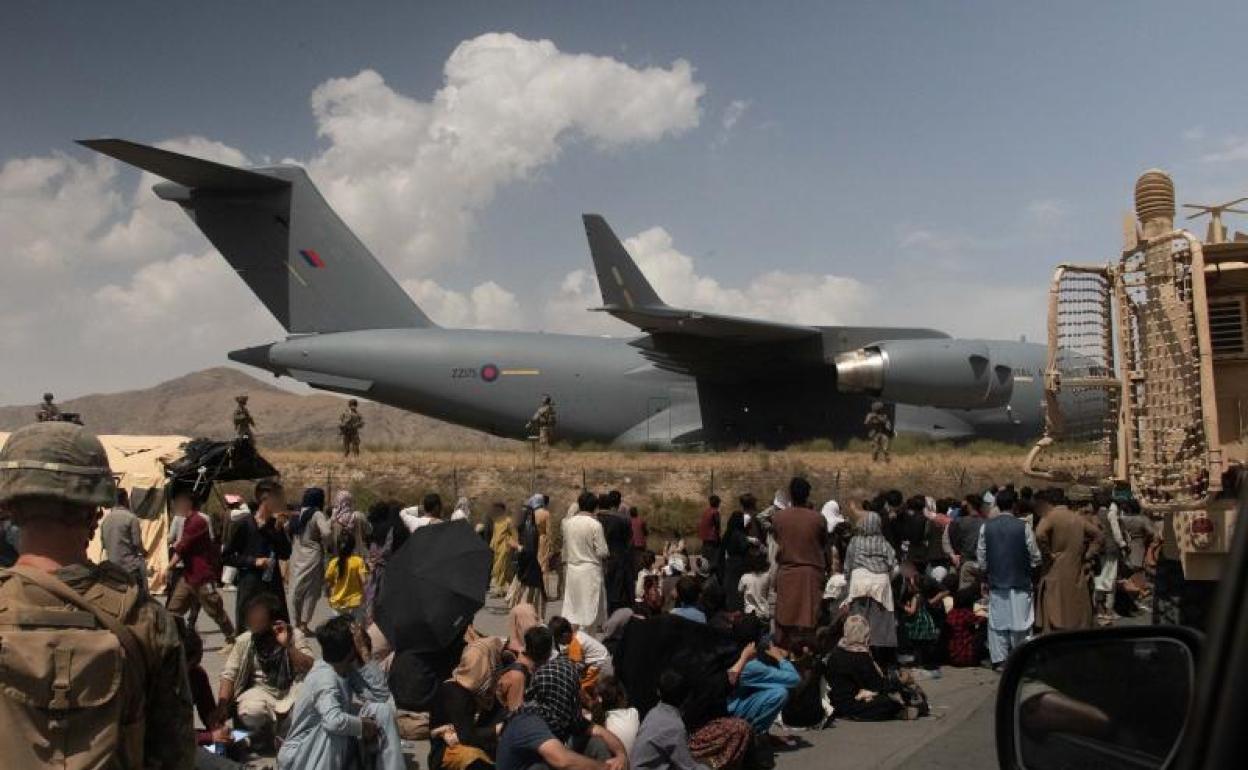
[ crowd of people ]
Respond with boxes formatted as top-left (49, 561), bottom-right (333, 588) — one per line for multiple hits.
top-left (0, 418), bottom-right (1161, 770)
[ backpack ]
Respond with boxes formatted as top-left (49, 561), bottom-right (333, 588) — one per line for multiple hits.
top-left (0, 565), bottom-right (148, 770)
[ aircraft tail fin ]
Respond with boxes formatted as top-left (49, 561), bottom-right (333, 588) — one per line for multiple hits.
top-left (582, 214), bottom-right (666, 309)
top-left (79, 138), bottom-right (435, 333)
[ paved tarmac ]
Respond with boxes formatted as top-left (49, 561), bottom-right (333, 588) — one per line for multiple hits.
top-left (195, 589), bottom-right (1003, 769)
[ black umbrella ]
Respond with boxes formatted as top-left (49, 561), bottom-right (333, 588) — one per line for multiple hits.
top-left (375, 519), bottom-right (492, 653)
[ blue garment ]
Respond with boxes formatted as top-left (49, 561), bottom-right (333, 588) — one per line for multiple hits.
top-left (631, 703), bottom-right (709, 770)
top-left (671, 606), bottom-right (707, 624)
top-left (728, 658), bottom-right (800, 732)
top-left (277, 660), bottom-right (404, 770)
top-left (497, 709), bottom-right (556, 770)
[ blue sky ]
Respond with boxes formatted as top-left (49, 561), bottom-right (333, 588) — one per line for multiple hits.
top-left (4, 2), bottom-right (1248, 402)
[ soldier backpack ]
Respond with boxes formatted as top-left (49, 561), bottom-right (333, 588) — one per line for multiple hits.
top-left (0, 566), bottom-right (149, 770)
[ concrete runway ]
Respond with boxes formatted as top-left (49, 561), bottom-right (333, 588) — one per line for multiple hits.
top-left (196, 591), bottom-right (1003, 769)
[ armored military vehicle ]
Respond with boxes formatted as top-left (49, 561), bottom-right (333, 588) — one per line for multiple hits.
top-left (1025, 169), bottom-right (1247, 582)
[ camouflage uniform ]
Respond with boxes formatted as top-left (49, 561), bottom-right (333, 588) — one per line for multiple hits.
top-left (0, 422), bottom-right (196, 769)
top-left (36, 393), bottom-right (59, 423)
top-left (527, 397), bottom-right (557, 449)
top-left (864, 401), bottom-right (892, 462)
top-left (339, 400), bottom-right (364, 457)
top-left (233, 395), bottom-right (256, 440)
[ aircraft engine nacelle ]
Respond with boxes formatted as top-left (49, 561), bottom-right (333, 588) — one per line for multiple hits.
top-left (834, 339), bottom-right (1014, 410)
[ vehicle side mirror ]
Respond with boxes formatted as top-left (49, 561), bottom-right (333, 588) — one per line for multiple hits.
top-left (995, 625), bottom-right (1202, 770)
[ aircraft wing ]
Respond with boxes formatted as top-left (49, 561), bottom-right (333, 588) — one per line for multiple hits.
top-left (581, 214), bottom-right (947, 379)
top-left (595, 304), bottom-right (818, 342)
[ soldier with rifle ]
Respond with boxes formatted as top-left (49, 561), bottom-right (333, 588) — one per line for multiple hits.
top-left (339, 399), bottom-right (364, 457)
top-left (865, 400), bottom-right (893, 463)
top-left (233, 394), bottom-right (256, 441)
top-left (526, 394), bottom-right (558, 451)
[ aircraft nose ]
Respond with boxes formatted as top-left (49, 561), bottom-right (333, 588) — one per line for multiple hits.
top-left (228, 343), bottom-right (280, 374)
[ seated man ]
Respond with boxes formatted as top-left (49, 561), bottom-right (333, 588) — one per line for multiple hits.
top-left (525, 626), bottom-right (629, 767)
top-left (496, 705), bottom-right (621, 770)
top-left (632, 670), bottom-right (709, 770)
top-left (498, 624), bottom-right (549, 713)
top-left (727, 639), bottom-right (799, 735)
top-left (527, 631), bottom-right (590, 741)
top-left (278, 616), bottom-right (404, 770)
top-left (217, 593), bottom-right (315, 740)
top-left (669, 576), bottom-right (707, 624)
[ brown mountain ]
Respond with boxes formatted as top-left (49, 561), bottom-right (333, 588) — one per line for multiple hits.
top-left (0, 367), bottom-right (513, 449)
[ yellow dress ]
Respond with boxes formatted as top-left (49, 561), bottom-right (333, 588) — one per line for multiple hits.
top-left (490, 514), bottom-right (515, 590)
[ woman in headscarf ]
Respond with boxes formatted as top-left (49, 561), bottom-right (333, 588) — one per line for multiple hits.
top-left (429, 631), bottom-right (504, 770)
top-left (328, 489), bottom-right (367, 557)
top-left (823, 615), bottom-right (902, 721)
top-left (487, 502), bottom-right (514, 597)
top-left (363, 500), bottom-right (407, 624)
top-left (287, 487), bottom-right (331, 635)
top-left (451, 496), bottom-right (471, 522)
top-left (497, 603), bottom-right (540, 712)
top-left (528, 494), bottom-right (554, 595)
top-left (504, 602), bottom-right (539, 657)
top-left (506, 504), bottom-right (547, 616)
top-left (842, 510), bottom-right (899, 660)
top-left (720, 510), bottom-right (751, 612)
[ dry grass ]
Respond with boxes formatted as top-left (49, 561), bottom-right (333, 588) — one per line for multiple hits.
top-left (254, 442), bottom-right (1033, 537)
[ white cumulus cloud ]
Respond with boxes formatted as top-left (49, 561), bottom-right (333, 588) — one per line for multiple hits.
top-left (0, 33), bottom-right (705, 404)
top-left (541, 225), bottom-right (873, 333)
top-left (306, 32), bottom-right (704, 274)
top-left (402, 278), bottom-right (521, 329)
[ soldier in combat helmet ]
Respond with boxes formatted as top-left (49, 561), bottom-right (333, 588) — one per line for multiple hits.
top-left (0, 421), bottom-right (196, 768)
top-left (36, 392), bottom-right (59, 423)
top-left (339, 398), bottom-right (364, 457)
top-left (865, 400), bottom-right (893, 462)
top-left (526, 394), bottom-right (558, 451)
top-left (233, 394), bottom-right (256, 440)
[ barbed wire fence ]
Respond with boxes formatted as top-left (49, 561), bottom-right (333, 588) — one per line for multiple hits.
top-left (263, 458), bottom-right (1027, 537)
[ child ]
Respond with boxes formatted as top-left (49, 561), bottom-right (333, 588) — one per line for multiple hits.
top-left (325, 532), bottom-right (368, 621)
top-left (634, 551), bottom-right (661, 603)
top-left (944, 588), bottom-right (986, 667)
top-left (900, 576), bottom-right (940, 671)
top-left (549, 615), bottom-right (611, 693)
top-left (591, 676), bottom-right (639, 756)
top-left (738, 548), bottom-right (773, 621)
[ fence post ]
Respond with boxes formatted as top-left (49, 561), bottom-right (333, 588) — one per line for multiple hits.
top-left (453, 467), bottom-right (459, 499)
top-left (709, 469), bottom-right (715, 497)
top-left (582, 468), bottom-right (587, 491)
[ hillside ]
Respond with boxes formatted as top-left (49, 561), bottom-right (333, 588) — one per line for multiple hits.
top-left (0, 367), bottom-right (513, 449)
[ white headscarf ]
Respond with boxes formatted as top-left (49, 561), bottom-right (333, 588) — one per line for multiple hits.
top-left (772, 489), bottom-right (791, 510)
top-left (821, 500), bottom-right (844, 532)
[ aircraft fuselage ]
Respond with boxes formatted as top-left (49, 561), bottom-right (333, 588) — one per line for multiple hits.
top-left (233, 329), bottom-right (1049, 446)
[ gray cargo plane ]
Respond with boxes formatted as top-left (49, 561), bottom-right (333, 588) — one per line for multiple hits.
top-left (81, 138), bottom-right (1051, 447)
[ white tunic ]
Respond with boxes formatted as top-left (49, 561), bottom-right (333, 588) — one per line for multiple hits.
top-left (561, 512), bottom-right (609, 628)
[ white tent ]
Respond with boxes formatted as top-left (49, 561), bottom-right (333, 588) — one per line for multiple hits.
top-left (0, 432), bottom-right (189, 591)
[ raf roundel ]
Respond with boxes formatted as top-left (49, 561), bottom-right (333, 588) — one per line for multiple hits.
top-left (480, 363), bottom-right (500, 383)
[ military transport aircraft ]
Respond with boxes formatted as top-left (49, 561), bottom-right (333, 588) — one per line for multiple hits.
top-left (80, 138), bottom-right (1049, 447)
